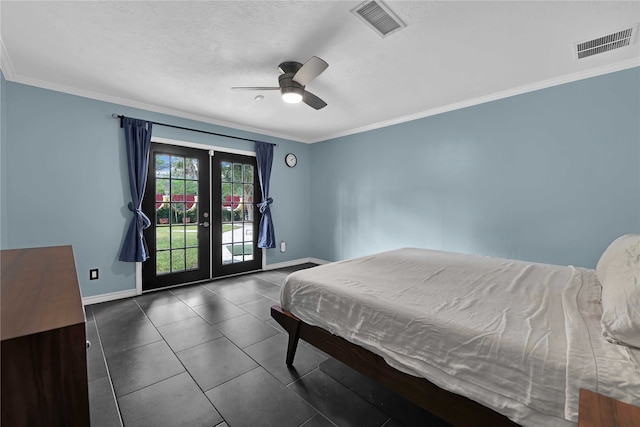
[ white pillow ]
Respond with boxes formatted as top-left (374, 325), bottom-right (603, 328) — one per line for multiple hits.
top-left (596, 234), bottom-right (640, 284)
top-left (599, 234), bottom-right (640, 348)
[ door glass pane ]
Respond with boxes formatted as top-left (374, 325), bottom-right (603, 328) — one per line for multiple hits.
top-left (156, 194), bottom-right (170, 225)
top-left (222, 244), bottom-right (233, 265)
top-left (171, 156), bottom-right (184, 178)
top-left (221, 161), bottom-right (232, 181)
top-left (185, 202), bottom-right (197, 224)
top-left (222, 224), bottom-right (233, 244)
top-left (243, 165), bottom-right (253, 183)
top-left (185, 180), bottom-right (197, 224)
top-left (230, 184), bottom-right (241, 221)
top-left (232, 243), bottom-right (244, 262)
top-left (243, 184), bottom-right (254, 222)
top-left (186, 248), bottom-right (199, 270)
top-left (171, 204), bottom-right (183, 225)
top-left (156, 251), bottom-right (170, 275)
top-left (233, 163), bottom-right (242, 182)
top-left (156, 178), bottom-right (170, 198)
top-left (172, 249), bottom-right (185, 271)
top-left (172, 180), bottom-right (185, 198)
top-left (221, 182), bottom-right (231, 196)
top-left (244, 244), bottom-right (253, 261)
top-left (185, 224), bottom-right (198, 246)
top-left (156, 154), bottom-right (170, 177)
top-left (172, 227), bottom-right (185, 247)
top-left (185, 158), bottom-right (198, 180)
top-left (156, 226), bottom-right (170, 250)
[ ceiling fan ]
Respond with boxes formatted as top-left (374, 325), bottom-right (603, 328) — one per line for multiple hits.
top-left (232, 56), bottom-right (328, 110)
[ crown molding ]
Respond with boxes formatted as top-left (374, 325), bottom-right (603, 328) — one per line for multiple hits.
top-left (0, 38), bottom-right (16, 80)
top-left (312, 58), bottom-right (640, 144)
top-left (3, 46), bottom-right (637, 145)
top-left (2, 70), bottom-right (310, 144)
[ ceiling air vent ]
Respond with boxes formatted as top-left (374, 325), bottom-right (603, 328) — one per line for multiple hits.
top-left (575, 24), bottom-right (638, 59)
top-left (351, 1), bottom-right (406, 38)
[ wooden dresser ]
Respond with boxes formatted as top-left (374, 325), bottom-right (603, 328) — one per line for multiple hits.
top-left (1, 245), bottom-right (89, 426)
top-left (579, 388), bottom-right (640, 427)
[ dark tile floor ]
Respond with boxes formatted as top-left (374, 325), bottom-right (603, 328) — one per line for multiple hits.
top-left (86, 264), bottom-right (451, 427)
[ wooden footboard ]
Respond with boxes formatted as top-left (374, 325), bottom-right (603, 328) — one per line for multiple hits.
top-left (271, 305), bottom-right (519, 427)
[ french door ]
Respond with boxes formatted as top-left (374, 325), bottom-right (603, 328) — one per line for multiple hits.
top-left (142, 143), bottom-right (262, 291)
top-left (212, 151), bottom-right (262, 276)
top-left (142, 144), bottom-right (211, 291)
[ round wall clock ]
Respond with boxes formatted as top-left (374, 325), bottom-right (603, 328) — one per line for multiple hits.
top-left (285, 153), bottom-right (297, 168)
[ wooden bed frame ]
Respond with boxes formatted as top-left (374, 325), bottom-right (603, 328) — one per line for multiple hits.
top-left (271, 305), bottom-right (519, 427)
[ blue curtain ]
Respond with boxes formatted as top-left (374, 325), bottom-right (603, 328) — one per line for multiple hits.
top-left (119, 117), bottom-right (153, 262)
top-left (255, 141), bottom-right (276, 248)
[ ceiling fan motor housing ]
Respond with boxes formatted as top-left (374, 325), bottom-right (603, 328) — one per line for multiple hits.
top-left (278, 61), bottom-right (303, 75)
top-left (278, 73), bottom-right (304, 101)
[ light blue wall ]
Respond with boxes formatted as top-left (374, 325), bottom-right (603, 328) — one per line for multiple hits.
top-left (2, 82), bottom-right (310, 298)
top-left (3, 67), bottom-right (638, 300)
top-left (310, 67), bottom-right (640, 268)
top-left (1, 71), bottom-right (7, 248)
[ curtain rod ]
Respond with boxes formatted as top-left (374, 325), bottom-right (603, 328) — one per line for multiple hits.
top-left (111, 114), bottom-right (277, 146)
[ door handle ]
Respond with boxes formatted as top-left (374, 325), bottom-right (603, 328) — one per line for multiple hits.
top-left (199, 221), bottom-right (210, 228)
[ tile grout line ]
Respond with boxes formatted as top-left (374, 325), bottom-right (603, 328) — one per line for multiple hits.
top-left (286, 367), bottom-right (341, 427)
top-left (89, 308), bottom-right (125, 427)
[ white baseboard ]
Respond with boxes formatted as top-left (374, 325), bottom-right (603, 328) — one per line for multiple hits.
top-left (82, 289), bottom-right (137, 306)
top-left (82, 258), bottom-right (330, 305)
top-left (263, 257), bottom-right (329, 270)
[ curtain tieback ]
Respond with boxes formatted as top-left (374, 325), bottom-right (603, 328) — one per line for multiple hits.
top-left (128, 202), bottom-right (152, 229)
top-left (257, 197), bottom-right (273, 213)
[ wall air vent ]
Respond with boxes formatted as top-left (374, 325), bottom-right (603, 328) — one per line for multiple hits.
top-left (351, 1), bottom-right (406, 38)
top-left (575, 24), bottom-right (638, 59)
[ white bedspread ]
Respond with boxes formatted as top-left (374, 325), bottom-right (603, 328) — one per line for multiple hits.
top-left (281, 248), bottom-right (640, 426)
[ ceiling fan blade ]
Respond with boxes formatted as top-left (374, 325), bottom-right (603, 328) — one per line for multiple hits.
top-left (302, 90), bottom-right (327, 110)
top-left (231, 87), bottom-right (279, 90)
top-left (292, 56), bottom-right (328, 86)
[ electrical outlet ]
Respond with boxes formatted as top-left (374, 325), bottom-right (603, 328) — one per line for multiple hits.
top-left (89, 269), bottom-right (99, 280)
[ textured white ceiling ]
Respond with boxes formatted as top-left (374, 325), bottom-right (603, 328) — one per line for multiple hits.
top-left (1, 1), bottom-right (639, 143)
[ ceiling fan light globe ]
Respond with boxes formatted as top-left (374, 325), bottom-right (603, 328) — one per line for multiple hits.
top-left (282, 92), bottom-right (303, 103)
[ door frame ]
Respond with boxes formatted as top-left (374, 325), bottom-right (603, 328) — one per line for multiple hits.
top-left (135, 136), bottom-right (263, 295)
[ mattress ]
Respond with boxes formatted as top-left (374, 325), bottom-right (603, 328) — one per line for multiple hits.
top-left (281, 248), bottom-right (640, 426)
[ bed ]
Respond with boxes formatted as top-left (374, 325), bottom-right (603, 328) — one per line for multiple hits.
top-left (271, 237), bottom-right (640, 426)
